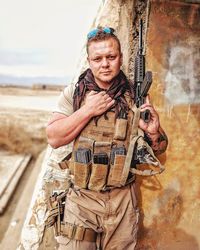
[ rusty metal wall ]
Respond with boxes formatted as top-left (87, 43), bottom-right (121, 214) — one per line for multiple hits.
top-left (136, 1), bottom-right (200, 249)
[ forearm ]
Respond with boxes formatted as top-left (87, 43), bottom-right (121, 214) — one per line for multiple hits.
top-left (46, 105), bottom-right (92, 148)
top-left (47, 90), bottom-right (115, 148)
top-left (145, 126), bottom-right (168, 155)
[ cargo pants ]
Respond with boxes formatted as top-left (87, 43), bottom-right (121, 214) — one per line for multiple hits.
top-left (57, 183), bottom-right (139, 250)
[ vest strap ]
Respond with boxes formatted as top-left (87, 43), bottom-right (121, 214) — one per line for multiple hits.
top-left (122, 104), bottom-right (165, 179)
top-left (60, 222), bottom-right (97, 242)
top-left (58, 152), bottom-right (72, 169)
top-left (120, 135), bottom-right (140, 185)
top-left (57, 103), bottom-right (165, 190)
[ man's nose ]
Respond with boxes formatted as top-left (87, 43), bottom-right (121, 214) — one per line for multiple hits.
top-left (101, 58), bottom-right (109, 67)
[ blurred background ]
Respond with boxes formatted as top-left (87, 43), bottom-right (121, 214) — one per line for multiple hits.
top-left (0, 0), bottom-right (101, 86)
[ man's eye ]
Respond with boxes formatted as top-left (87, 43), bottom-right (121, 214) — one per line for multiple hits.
top-left (108, 55), bottom-right (116, 60)
top-left (94, 58), bottom-right (101, 62)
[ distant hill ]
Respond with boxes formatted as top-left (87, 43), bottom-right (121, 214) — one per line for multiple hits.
top-left (0, 74), bottom-right (71, 87)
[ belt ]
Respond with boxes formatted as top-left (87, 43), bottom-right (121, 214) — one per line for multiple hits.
top-left (60, 222), bottom-right (97, 242)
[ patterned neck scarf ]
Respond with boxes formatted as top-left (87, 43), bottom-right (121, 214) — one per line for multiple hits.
top-left (73, 68), bottom-right (134, 124)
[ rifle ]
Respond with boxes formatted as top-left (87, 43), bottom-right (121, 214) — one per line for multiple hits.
top-left (134, 19), bottom-right (152, 122)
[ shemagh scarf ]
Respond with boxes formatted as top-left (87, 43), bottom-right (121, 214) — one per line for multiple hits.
top-left (73, 68), bottom-right (134, 124)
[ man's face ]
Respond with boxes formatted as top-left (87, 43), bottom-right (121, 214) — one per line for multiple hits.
top-left (87, 37), bottom-right (122, 89)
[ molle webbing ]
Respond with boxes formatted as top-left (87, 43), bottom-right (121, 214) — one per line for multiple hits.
top-left (70, 93), bottom-right (134, 190)
top-left (61, 96), bottom-right (164, 191)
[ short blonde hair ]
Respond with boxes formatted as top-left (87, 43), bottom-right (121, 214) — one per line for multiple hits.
top-left (86, 27), bottom-right (121, 55)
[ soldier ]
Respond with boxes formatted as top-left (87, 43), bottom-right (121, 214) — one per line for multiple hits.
top-left (46, 27), bottom-right (168, 250)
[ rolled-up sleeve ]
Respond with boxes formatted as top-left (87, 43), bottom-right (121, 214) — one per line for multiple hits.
top-left (53, 83), bottom-right (75, 116)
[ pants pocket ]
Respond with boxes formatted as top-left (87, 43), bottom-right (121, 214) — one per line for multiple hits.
top-left (107, 154), bottom-right (126, 187)
top-left (74, 162), bottom-right (91, 188)
top-left (88, 164), bottom-right (108, 191)
top-left (57, 236), bottom-right (71, 246)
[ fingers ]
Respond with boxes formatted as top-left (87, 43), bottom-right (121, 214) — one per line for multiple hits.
top-left (99, 91), bottom-right (106, 96)
top-left (140, 94), bottom-right (150, 108)
top-left (140, 95), bottom-right (150, 109)
top-left (104, 95), bottom-right (112, 102)
top-left (86, 90), bottom-right (115, 115)
top-left (103, 92), bottom-right (115, 107)
top-left (106, 99), bottom-right (115, 109)
top-left (140, 104), bottom-right (153, 114)
top-left (87, 90), bottom-right (97, 96)
top-left (97, 93), bottom-right (115, 113)
top-left (140, 103), bottom-right (154, 111)
top-left (96, 91), bottom-right (112, 104)
top-left (146, 94), bottom-right (150, 104)
top-left (140, 99), bottom-right (159, 121)
top-left (140, 95), bottom-right (154, 112)
top-left (100, 94), bottom-right (115, 110)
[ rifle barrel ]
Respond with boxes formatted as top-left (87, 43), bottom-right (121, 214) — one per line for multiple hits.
top-left (139, 19), bottom-right (143, 54)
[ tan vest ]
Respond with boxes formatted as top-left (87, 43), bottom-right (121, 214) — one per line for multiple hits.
top-left (61, 92), bottom-right (164, 191)
top-left (68, 92), bottom-right (136, 191)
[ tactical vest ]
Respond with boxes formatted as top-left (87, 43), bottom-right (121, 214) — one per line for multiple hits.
top-left (45, 92), bottom-right (165, 238)
top-left (60, 92), bottom-right (164, 191)
top-left (66, 94), bottom-right (134, 191)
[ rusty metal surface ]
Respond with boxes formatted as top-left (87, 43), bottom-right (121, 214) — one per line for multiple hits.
top-left (136, 1), bottom-right (200, 249)
top-left (148, 0), bottom-right (200, 105)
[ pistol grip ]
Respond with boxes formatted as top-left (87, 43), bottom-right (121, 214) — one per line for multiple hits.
top-left (141, 109), bottom-right (151, 123)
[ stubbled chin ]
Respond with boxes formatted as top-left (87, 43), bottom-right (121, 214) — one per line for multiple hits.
top-left (95, 76), bottom-right (113, 88)
top-left (100, 74), bottom-right (113, 82)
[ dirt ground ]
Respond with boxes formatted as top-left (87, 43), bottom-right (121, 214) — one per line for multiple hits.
top-left (0, 86), bottom-right (61, 96)
top-left (0, 157), bottom-right (35, 242)
top-left (0, 86), bottom-right (62, 248)
top-left (0, 86), bottom-right (61, 111)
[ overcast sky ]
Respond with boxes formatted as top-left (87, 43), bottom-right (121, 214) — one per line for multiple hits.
top-left (0, 0), bottom-right (101, 82)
